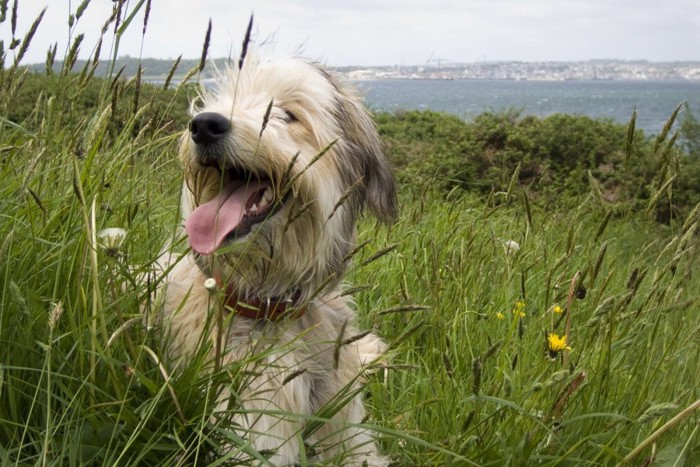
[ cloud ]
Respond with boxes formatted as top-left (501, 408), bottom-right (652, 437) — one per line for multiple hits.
top-left (3, 0), bottom-right (698, 66)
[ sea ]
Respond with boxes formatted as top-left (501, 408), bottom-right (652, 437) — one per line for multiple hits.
top-left (356, 79), bottom-right (700, 136)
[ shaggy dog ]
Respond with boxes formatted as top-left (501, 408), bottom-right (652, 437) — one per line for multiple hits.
top-left (156, 55), bottom-right (397, 465)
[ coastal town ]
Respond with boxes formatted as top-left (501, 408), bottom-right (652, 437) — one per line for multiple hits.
top-left (336, 60), bottom-right (700, 81)
top-left (33, 58), bottom-right (700, 82)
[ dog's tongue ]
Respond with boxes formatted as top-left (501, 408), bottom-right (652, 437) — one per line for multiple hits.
top-left (185, 181), bottom-right (268, 255)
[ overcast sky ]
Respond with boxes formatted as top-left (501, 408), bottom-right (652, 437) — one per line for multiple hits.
top-left (6, 1), bottom-right (700, 67)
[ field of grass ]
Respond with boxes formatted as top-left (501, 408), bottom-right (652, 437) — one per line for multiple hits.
top-left (1, 3), bottom-right (699, 466)
top-left (354, 190), bottom-right (699, 465)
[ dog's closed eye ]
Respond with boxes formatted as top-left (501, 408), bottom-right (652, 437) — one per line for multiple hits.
top-left (282, 109), bottom-right (298, 123)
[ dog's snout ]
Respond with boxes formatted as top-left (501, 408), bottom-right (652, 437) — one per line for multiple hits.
top-left (189, 112), bottom-right (231, 145)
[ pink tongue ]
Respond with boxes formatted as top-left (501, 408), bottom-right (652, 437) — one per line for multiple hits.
top-left (185, 181), bottom-right (268, 255)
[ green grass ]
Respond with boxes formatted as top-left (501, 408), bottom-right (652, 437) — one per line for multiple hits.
top-left (353, 190), bottom-right (699, 465)
top-left (1, 3), bottom-right (699, 465)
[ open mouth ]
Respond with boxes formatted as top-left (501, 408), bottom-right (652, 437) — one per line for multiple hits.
top-left (185, 167), bottom-right (285, 255)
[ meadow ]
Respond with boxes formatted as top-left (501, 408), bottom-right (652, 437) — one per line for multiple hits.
top-left (1, 3), bottom-right (699, 465)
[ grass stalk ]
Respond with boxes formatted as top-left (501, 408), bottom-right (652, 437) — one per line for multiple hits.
top-left (617, 399), bottom-right (700, 465)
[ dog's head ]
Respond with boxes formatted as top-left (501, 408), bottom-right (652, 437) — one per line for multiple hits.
top-left (179, 56), bottom-right (397, 301)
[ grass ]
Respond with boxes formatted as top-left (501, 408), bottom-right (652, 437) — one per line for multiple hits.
top-left (1, 2), bottom-right (699, 465)
top-left (353, 190), bottom-right (699, 465)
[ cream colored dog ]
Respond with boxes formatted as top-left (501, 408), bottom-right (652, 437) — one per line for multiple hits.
top-left (156, 55), bottom-right (397, 465)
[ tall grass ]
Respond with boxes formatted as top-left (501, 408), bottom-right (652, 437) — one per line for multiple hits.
top-left (1, 2), bottom-right (699, 466)
top-left (353, 187), bottom-right (699, 464)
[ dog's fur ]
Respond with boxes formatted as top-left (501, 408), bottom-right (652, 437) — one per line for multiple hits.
top-left (156, 55), bottom-right (397, 465)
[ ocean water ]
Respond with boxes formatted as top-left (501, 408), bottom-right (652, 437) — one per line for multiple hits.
top-left (358, 79), bottom-right (700, 136)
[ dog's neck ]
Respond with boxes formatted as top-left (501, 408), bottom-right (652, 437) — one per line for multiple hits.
top-left (222, 283), bottom-right (306, 320)
top-left (196, 256), bottom-right (306, 320)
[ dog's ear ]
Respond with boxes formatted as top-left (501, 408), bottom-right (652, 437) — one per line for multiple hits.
top-left (330, 86), bottom-right (398, 224)
top-left (360, 125), bottom-right (398, 224)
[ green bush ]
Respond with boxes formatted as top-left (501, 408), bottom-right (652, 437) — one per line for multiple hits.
top-left (4, 71), bottom-right (191, 149)
top-left (377, 108), bottom-right (700, 221)
top-left (680, 102), bottom-right (700, 158)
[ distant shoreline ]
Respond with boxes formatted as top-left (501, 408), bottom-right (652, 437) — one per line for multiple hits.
top-left (344, 76), bottom-right (700, 83)
top-left (29, 58), bottom-right (700, 82)
top-left (359, 79), bottom-right (699, 136)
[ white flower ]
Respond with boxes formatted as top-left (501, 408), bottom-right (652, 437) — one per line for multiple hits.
top-left (97, 228), bottom-right (127, 253)
top-left (204, 278), bottom-right (218, 292)
top-left (504, 240), bottom-right (520, 252)
top-left (498, 238), bottom-right (520, 254)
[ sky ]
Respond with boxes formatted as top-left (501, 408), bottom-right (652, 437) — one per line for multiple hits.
top-left (4, 0), bottom-right (700, 67)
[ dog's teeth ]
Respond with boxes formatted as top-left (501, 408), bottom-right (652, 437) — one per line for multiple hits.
top-left (262, 187), bottom-right (274, 204)
top-left (249, 203), bottom-right (258, 214)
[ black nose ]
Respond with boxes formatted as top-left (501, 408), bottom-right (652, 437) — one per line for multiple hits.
top-left (189, 112), bottom-right (231, 145)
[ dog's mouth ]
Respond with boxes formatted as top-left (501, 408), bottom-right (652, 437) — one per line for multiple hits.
top-left (185, 167), bottom-right (285, 255)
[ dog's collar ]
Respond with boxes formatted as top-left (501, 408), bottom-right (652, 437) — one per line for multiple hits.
top-left (221, 281), bottom-right (306, 321)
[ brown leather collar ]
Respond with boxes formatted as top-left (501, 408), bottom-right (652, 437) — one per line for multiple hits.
top-left (222, 283), bottom-right (306, 321)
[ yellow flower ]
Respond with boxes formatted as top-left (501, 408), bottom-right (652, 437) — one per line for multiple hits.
top-left (512, 300), bottom-right (526, 317)
top-left (552, 305), bottom-right (563, 314)
top-left (547, 332), bottom-right (571, 358)
top-left (496, 312), bottom-right (505, 320)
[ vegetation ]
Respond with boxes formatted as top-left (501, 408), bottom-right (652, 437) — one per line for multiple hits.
top-left (355, 189), bottom-right (700, 465)
top-left (7, 72), bottom-right (191, 137)
top-left (1, 2), bottom-right (699, 465)
top-left (377, 107), bottom-right (700, 222)
top-left (30, 56), bottom-right (214, 81)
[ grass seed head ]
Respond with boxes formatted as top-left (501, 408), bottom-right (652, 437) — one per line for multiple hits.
top-left (471, 357), bottom-right (482, 395)
top-left (238, 15), bottom-right (253, 70)
top-left (198, 19), bottom-right (212, 73)
top-left (637, 403), bottom-right (678, 424)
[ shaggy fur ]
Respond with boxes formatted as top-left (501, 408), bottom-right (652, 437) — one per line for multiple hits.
top-left (156, 55), bottom-right (397, 465)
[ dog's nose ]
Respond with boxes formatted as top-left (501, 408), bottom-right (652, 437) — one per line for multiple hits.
top-left (189, 112), bottom-right (231, 145)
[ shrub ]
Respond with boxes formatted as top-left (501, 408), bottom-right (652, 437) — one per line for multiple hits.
top-left (377, 109), bottom-right (700, 221)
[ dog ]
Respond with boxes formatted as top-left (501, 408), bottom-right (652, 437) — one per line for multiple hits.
top-left (155, 54), bottom-right (397, 465)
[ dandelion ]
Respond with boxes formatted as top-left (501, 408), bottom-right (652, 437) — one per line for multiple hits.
top-left (204, 277), bottom-right (217, 292)
top-left (97, 227), bottom-right (127, 256)
top-left (512, 300), bottom-right (526, 318)
top-left (547, 332), bottom-right (571, 359)
top-left (502, 239), bottom-right (520, 253)
top-left (548, 333), bottom-right (569, 351)
top-left (498, 237), bottom-right (520, 255)
top-left (552, 305), bottom-right (563, 314)
top-left (496, 312), bottom-right (505, 320)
